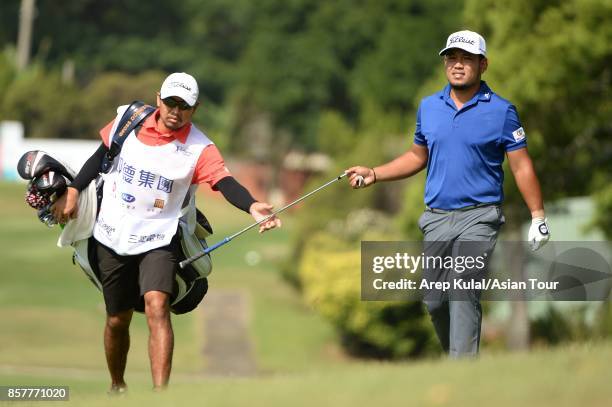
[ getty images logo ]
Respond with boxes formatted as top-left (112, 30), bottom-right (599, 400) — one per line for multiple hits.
top-left (449, 35), bottom-right (475, 46)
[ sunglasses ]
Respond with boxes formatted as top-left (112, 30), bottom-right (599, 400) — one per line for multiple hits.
top-left (162, 97), bottom-right (193, 111)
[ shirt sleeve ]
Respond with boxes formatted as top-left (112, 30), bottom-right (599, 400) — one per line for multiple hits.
top-left (70, 142), bottom-right (107, 191)
top-left (413, 104), bottom-right (427, 146)
top-left (99, 119), bottom-right (115, 147)
top-left (501, 105), bottom-right (527, 151)
top-left (192, 144), bottom-right (232, 187)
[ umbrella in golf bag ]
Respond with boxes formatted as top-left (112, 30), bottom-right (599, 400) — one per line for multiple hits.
top-left (17, 150), bottom-right (213, 314)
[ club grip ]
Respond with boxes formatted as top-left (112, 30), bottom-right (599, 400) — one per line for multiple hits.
top-left (179, 238), bottom-right (229, 269)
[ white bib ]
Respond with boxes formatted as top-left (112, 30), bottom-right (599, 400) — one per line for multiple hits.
top-left (93, 106), bottom-right (212, 255)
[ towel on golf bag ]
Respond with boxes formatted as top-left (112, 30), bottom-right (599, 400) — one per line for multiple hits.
top-left (17, 150), bottom-right (212, 314)
top-left (57, 181), bottom-right (97, 247)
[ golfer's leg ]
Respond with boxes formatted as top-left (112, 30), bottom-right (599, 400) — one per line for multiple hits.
top-left (144, 290), bottom-right (173, 389)
top-left (448, 205), bottom-right (503, 357)
top-left (419, 210), bottom-right (455, 353)
top-left (104, 310), bottom-right (133, 389)
top-left (424, 300), bottom-right (450, 352)
top-left (422, 240), bottom-right (452, 353)
top-left (448, 299), bottom-right (481, 357)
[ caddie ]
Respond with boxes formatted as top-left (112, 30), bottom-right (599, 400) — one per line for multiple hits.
top-left (346, 30), bottom-right (550, 357)
top-left (51, 72), bottom-right (281, 391)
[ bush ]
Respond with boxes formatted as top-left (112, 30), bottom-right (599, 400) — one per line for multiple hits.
top-left (0, 65), bottom-right (84, 139)
top-left (299, 229), bottom-right (438, 359)
top-left (78, 71), bottom-right (166, 137)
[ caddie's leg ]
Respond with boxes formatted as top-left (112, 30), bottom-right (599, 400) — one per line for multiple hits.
top-left (104, 310), bottom-right (133, 390)
top-left (139, 235), bottom-right (179, 389)
top-left (144, 290), bottom-right (173, 389)
top-left (96, 240), bottom-right (139, 392)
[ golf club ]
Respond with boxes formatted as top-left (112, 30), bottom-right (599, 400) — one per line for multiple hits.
top-left (179, 172), bottom-right (348, 268)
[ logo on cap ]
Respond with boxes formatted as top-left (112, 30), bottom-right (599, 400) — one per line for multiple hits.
top-left (449, 35), bottom-right (475, 46)
top-left (168, 81), bottom-right (192, 92)
top-left (439, 30), bottom-right (486, 57)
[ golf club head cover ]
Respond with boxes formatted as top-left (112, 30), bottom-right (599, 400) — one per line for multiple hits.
top-left (25, 170), bottom-right (70, 209)
top-left (17, 150), bottom-right (75, 181)
top-left (24, 170), bottom-right (71, 227)
top-left (25, 181), bottom-right (51, 210)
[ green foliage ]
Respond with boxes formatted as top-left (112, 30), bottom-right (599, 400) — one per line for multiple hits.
top-left (397, 172), bottom-right (426, 240)
top-left (79, 71), bottom-right (165, 137)
top-left (316, 110), bottom-right (355, 156)
top-left (0, 0), bottom-right (463, 152)
top-left (299, 232), bottom-right (437, 358)
top-left (530, 305), bottom-right (599, 346)
top-left (0, 65), bottom-right (83, 139)
top-left (594, 302), bottom-right (612, 337)
top-left (349, 0), bottom-right (460, 110)
top-left (591, 179), bottom-right (612, 240)
top-left (281, 104), bottom-right (409, 286)
top-left (0, 47), bottom-right (16, 93)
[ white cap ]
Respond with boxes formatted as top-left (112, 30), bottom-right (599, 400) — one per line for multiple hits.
top-left (439, 30), bottom-right (487, 57)
top-left (160, 72), bottom-right (199, 107)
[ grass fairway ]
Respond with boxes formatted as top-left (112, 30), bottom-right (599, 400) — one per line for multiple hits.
top-left (1, 181), bottom-right (611, 406)
top-left (2, 342), bottom-right (611, 406)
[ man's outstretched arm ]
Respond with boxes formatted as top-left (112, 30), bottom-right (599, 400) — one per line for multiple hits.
top-left (346, 143), bottom-right (429, 188)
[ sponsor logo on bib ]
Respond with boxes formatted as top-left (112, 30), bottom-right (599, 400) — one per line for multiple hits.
top-left (121, 193), bottom-right (136, 203)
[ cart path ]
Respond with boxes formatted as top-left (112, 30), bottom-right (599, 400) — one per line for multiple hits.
top-left (201, 289), bottom-right (258, 376)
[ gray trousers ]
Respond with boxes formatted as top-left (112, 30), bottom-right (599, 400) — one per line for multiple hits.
top-left (418, 204), bottom-right (505, 357)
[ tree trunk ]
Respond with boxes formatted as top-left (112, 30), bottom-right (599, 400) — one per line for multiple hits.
top-left (504, 214), bottom-right (530, 350)
top-left (506, 241), bottom-right (530, 349)
top-left (17, 0), bottom-right (35, 71)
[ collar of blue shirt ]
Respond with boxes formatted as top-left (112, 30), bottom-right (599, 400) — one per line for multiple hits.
top-left (440, 81), bottom-right (493, 110)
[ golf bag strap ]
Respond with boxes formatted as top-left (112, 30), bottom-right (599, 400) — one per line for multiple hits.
top-left (100, 101), bottom-right (156, 174)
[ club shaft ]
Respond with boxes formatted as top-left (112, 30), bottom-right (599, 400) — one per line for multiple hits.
top-left (228, 172), bottom-right (346, 240)
top-left (179, 172), bottom-right (347, 268)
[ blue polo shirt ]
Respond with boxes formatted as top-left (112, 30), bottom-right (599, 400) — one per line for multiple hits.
top-left (414, 81), bottom-right (527, 210)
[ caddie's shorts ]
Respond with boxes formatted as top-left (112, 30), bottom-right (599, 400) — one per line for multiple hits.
top-left (94, 234), bottom-right (179, 315)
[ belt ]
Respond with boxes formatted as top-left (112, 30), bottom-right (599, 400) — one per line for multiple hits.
top-left (425, 202), bottom-right (500, 214)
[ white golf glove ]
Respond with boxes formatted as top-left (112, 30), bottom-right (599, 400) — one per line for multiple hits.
top-left (528, 217), bottom-right (550, 251)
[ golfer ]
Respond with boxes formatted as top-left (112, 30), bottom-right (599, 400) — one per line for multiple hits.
top-left (51, 72), bottom-right (281, 391)
top-left (347, 30), bottom-right (550, 357)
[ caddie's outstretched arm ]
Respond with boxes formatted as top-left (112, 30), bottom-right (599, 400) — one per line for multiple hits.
top-left (346, 143), bottom-right (429, 188)
top-left (214, 176), bottom-right (281, 233)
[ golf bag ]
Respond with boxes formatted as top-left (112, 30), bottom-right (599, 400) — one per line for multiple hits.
top-left (17, 150), bottom-right (212, 315)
